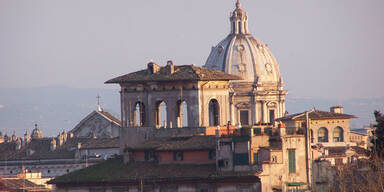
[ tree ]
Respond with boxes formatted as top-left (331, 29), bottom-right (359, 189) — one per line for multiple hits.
top-left (329, 111), bottom-right (384, 192)
top-left (371, 110), bottom-right (384, 158)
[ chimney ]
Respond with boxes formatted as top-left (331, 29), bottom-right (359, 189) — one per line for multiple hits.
top-left (167, 60), bottom-right (174, 74)
top-left (147, 62), bottom-right (160, 74)
top-left (330, 106), bottom-right (343, 114)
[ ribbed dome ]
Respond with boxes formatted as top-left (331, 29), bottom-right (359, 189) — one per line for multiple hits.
top-left (204, 1), bottom-right (283, 86)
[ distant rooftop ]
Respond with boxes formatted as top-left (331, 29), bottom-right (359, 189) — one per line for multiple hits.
top-left (105, 64), bottom-right (242, 84)
top-left (277, 110), bottom-right (356, 121)
top-left (0, 137), bottom-right (119, 161)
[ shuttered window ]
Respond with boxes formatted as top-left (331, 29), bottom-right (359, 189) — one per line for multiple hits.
top-left (288, 149), bottom-right (296, 173)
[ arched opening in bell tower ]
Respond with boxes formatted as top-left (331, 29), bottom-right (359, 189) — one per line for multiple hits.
top-left (133, 101), bottom-right (145, 127)
top-left (155, 101), bottom-right (167, 128)
top-left (209, 99), bottom-right (220, 126)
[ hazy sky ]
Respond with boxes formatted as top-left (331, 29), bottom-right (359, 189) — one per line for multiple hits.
top-left (1, 0), bottom-right (383, 99)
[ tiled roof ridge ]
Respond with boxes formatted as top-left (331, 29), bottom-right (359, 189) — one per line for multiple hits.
top-left (105, 64), bottom-right (241, 84)
top-left (277, 109), bottom-right (356, 121)
top-left (97, 110), bottom-right (121, 126)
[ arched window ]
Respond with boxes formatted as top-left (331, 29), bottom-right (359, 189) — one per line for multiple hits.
top-left (176, 100), bottom-right (188, 128)
top-left (133, 102), bottom-right (145, 127)
top-left (318, 127), bottom-right (328, 142)
top-left (238, 21), bottom-right (242, 33)
top-left (209, 99), bottom-right (220, 126)
top-left (333, 127), bottom-right (344, 142)
top-left (155, 101), bottom-right (167, 128)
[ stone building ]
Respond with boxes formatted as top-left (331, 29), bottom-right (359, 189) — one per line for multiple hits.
top-left (276, 106), bottom-right (356, 147)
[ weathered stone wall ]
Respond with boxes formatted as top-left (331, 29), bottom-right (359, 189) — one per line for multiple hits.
top-left (120, 126), bottom-right (207, 149)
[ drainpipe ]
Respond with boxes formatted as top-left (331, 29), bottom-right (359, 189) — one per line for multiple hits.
top-left (305, 111), bottom-right (312, 190)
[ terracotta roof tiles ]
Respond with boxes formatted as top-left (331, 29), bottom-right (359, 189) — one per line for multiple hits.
top-left (49, 156), bottom-right (259, 185)
top-left (276, 110), bottom-right (356, 121)
top-left (105, 65), bottom-right (242, 84)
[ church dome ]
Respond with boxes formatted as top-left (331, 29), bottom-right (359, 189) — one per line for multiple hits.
top-left (204, 0), bottom-right (283, 86)
top-left (31, 124), bottom-right (43, 139)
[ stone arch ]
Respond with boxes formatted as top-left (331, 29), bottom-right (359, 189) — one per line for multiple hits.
top-left (209, 99), bottom-right (220, 126)
top-left (133, 101), bottom-right (145, 127)
top-left (155, 100), bottom-right (167, 128)
top-left (176, 100), bottom-right (188, 128)
top-left (318, 127), bottom-right (329, 142)
top-left (333, 126), bottom-right (344, 142)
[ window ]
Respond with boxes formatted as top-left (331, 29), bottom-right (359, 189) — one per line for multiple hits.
top-left (209, 99), bottom-right (220, 126)
top-left (264, 127), bottom-right (272, 136)
top-left (145, 151), bottom-right (157, 161)
top-left (253, 152), bottom-right (259, 165)
top-left (269, 109), bottom-right (275, 123)
top-left (173, 151), bottom-right (183, 161)
top-left (333, 127), bottom-right (344, 142)
top-left (238, 21), bottom-right (242, 33)
top-left (253, 128), bottom-right (262, 135)
top-left (208, 150), bottom-right (215, 160)
top-left (318, 127), bottom-right (329, 142)
top-left (240, 110), bottom-right (249, 125)
top-left (155, 101), bottom-right (167, 127)
top-left (288, 149), bottom-right (296, 173)
top-left (234, 153), bottom-right (249, 165)
top-left (133, 102), bottom-right (145, 126)
top-left (271, 155), bottom-right (277, 163)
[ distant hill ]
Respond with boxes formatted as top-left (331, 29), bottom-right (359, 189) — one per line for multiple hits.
top-left (0, 87), bottom-right (382, 137)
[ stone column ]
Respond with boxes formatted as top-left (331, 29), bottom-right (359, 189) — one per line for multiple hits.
top-left (166, 98), bottom-right (176, 128)
top-left (262, 101), bottom-right (267, 123)
top-left (251, 94), bottom-right (255, 125)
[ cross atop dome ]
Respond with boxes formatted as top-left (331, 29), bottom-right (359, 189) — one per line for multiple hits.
top-left (236, 0), bottom-right (241, 9)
